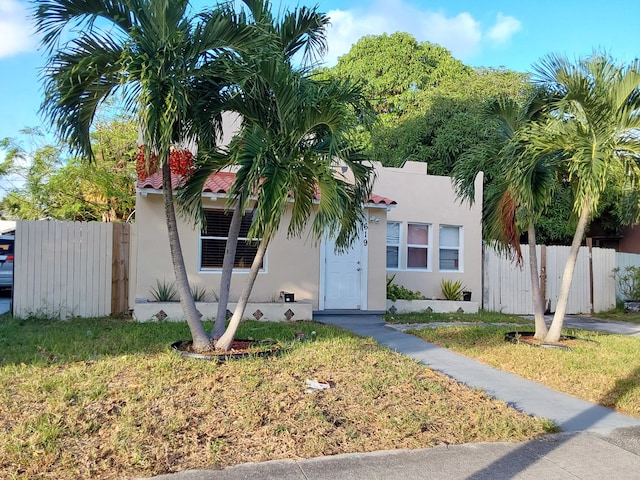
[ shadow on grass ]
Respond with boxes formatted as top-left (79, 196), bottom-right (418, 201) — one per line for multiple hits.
top-left (0, 316), bottom-right (337, 366)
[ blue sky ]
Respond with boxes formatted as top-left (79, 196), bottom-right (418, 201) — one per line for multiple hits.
top-left (1, 0), bottom-right (639, 145)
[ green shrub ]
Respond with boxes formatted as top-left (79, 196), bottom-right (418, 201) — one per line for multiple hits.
top-left (150, 279), bottom-right (178, 302)
top-left (613, 266), bottom-right (640, 300)
top-left (386, 275), bottom-right (426, 301)
top-left (440, 279), bottom-right (466, 300)
top-left (190, 285), bottom-right (208, 302)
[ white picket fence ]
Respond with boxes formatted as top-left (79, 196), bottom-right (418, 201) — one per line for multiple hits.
top-left (13, 220), bottom-right (130, 319)
top-left (484, 244), bottom-right (618, 314)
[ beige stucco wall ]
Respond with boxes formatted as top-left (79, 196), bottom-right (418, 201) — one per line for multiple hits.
top-left (133, 193), bottom-right (392, 312)
top-left (364, 206), bottom-right (388, 311)
top-left (132, 160), bottom-right (482, 312)
top-left (373, 161), bottom-right (483, 301)
top-left (133, 194), bottom-right (324, 308)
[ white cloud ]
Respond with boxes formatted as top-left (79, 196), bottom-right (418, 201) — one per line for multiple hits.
top-left (0, 0), bottom-right (36, 58)
top-left (419, 11), bottom-right (482, 59)
top-left (321, 0), bottom-right (520, 66)
top-left (487, 13), bottom-right (521, 45)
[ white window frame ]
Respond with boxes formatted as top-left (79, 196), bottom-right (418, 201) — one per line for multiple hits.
top-left (439, 225), bottom-right (463, 272)
top-left (406, 222), bottom-right (431, 271)
top-left (386, 221), bottom-right (401, 270)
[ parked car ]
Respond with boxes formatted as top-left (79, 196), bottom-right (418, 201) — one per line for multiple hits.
top-left (0, 235), bottom-right (14, 289)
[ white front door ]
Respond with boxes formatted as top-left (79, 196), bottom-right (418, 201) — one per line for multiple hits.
top-left (323, 229), bottom-right (367, 310)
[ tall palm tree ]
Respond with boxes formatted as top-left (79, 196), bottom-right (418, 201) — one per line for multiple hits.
top-left (180, 55), bottom-right (376, 351)
top-left (528, 53), bottom-right (640, 342)
top-left (453, 91), bottom-right (558, 338)
top-left (178, 0), bottom-right (332, 341)
top-left (33, 0), bottom-right (258, 351)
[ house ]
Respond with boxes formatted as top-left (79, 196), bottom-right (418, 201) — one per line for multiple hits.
top-left (131, 160), bottom-right (483, 320)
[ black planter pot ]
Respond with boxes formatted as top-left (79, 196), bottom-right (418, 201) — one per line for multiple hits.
top-left (462, 291), bottom-right (472, 301)
top-left (171, 339), bottom-right (280, 362)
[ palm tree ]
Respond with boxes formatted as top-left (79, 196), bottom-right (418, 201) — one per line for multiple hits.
top-left (528, 53), bottom-right (640, 342)
top-left (453, 91), bottom-right (558, 339)
top-left (33, 0), bottom-right (258, 351)
top-left (180, 54), bottom-right (376, 351)
top-left (178, 0), bottom-right (332, 341)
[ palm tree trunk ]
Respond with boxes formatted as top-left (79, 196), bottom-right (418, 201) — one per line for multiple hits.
top-left (215, 236), bottom-right (269, 351)
top-left (161, 161), bottom-right (211, 351)
top-left (211, 199), bottom-right (243, 339)
top-left (545, 201), bottom-right (592, 343)
top-left (527, 222), bottom-right (548, 339)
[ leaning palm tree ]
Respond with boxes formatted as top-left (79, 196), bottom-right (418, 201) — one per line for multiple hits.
top-left (33, 0), bottom-right (258, 351)
top-left (180, 55), bottom-right (376, 351)
top-left (528, 53), bottom-right (640, 342)
top-left (453, 91), bottom-right (558, 339)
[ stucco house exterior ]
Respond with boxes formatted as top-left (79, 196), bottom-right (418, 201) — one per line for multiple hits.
top-left (131, 159), bottom-right (483, 321)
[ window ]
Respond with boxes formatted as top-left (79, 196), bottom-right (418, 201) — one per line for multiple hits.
top-left (439, 225), bottom-right (461, 271)
top-left (200, 210), bottom-right (261, 270)
top-left (407, 223), bottom-right (430, 269)
top-left (386, 222), bottom-right (400, 269)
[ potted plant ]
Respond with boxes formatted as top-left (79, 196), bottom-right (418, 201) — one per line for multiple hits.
top-left (440, 279), bottom-right (466, 301)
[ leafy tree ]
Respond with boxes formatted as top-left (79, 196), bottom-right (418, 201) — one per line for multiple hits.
top-left (368, 68), bottom-right (530, 173)
top-left (34, 0), bottom-right (258, 352)
top-left (527, 53), bottom-right (640, 342)
top-left (0, 118), bottom-right (137, 221)
top-left (318, 32), bottom-right (470, 114)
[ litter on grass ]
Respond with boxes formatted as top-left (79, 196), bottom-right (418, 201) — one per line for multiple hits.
top-left (305, 378), bottom-right (331, 394)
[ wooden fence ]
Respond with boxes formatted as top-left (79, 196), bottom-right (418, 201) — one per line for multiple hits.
top-left (484, 244), bottom-right (617, 315)
top-left (13, 220), bottom-right (130, 319)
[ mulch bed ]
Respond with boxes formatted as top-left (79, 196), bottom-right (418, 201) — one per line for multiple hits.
top-left (171, 339), bottom-right (280, 361)
top-left (504, 331), bottom-right (596, 350)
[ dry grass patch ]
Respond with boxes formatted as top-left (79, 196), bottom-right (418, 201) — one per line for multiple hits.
top-left (410, 325), bottom-right (640, 418)
top-left (0, 317), bottom-right (551, 479)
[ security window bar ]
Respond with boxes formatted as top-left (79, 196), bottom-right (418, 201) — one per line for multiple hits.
top-left (201, 210), bottom-right (261, 269)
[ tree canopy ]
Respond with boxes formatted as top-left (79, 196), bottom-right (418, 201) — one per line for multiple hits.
top-left (0, 116), bottom-right (137, 222)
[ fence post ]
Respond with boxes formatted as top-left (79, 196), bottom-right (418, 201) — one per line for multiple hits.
top-left (587, 237), bottom-right (594, 314)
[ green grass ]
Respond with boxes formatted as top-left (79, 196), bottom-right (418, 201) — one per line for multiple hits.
top-left (409, 324), bottom-right (640, 418)
top-left (0, 315), bottom-right (551, 480)
top-left (593, 307), bottom-right (640, 324)
top-left (384, 310), bottom-right (531, 325)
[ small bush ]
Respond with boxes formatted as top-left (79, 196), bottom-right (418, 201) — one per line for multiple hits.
top-left (386, 275), bottom-right (426, 301)
top-left (613, 266), bottom-right (640, 301)
top-left (440, 279), bottom-right (466, 301)
top-left (150, 279), bottom-right (177, 302)
top-left (190, 285), bottom-right (208, 302)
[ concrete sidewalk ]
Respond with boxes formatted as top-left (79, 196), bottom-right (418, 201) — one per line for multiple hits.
top-left (143, 314), bottom-right (640, 480)
top-left (144, 429), bottom-right (640, 479)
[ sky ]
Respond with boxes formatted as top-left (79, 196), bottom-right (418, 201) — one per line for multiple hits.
top-left (1, 0), bottom-right (639, 147)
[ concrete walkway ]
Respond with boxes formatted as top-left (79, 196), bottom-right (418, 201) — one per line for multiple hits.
top-left (143, 314), bottom-right (640, 480)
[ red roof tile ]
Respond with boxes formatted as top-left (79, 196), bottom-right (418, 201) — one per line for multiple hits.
top-left (137, 171), bottom-right (396, 206)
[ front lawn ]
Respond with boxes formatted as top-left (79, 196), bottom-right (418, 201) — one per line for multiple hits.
top-left (409, 324), bottom-right (640, 418)
top-left (593, 308), bottom-right (640, 324)
top-left (0, 316), bottom-right (552, 480)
